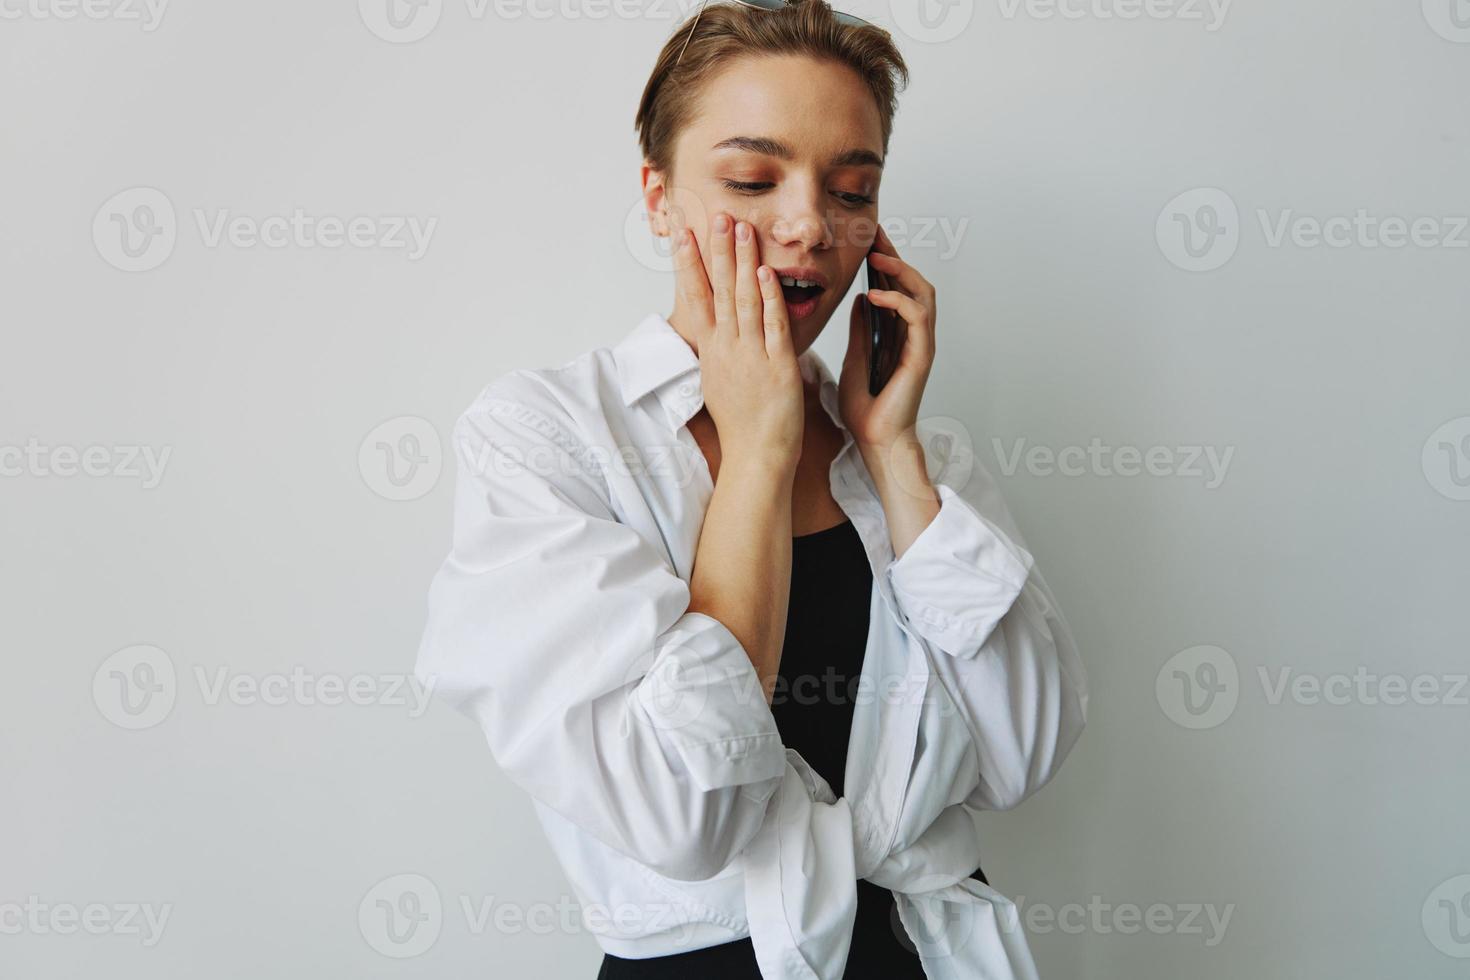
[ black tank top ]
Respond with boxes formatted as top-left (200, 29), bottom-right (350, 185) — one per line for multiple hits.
top-left (597, 518), bottom-right (987, 980)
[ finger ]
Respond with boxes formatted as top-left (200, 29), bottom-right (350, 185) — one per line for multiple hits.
top-left (709, 212), bottom-right (737, 338)
top-left (866, 249), bottom-right (934, 305)
top-left (841, 292), bottom-right (869, 377)
top-left (671, 226), bottom-right (714, 337)
top-left (758, 264), bottom-right (795, 361)
top-left (867, 289), bottom-right (935, 368)
top-left (871, 222), bottom-right (900, 259)
top-left (866, 287), bottom-right (933, 359)
top-left (734, 220), bottom-right (764, 347)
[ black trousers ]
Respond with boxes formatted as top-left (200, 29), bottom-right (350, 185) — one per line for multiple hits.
top-left (596, 865), bottom-right (988, 980)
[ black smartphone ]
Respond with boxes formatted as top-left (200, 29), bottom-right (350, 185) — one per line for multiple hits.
top-left (865, 248), bottom-right (905, 396)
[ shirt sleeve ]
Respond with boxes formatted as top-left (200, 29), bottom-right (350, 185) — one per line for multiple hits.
top-left (414, 390), bottom-right (787, 881)
top-left (883, 446), bottom-right (1089, 812)
top-left (886, 480), bottom-right (1035, 659)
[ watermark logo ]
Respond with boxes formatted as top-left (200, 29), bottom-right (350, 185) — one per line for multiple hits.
top-left (626, 197), bottom-right (678, 273)
top-left (359, 0), bottom-right (443, 42)
top-left (0, 897), bottom-right (173, 946)
top-left (94, 646), bottom-right (436, 728)
top-left (359, 877), bottom-right (701, 948)
top-left (359, 416), bottom-right (443, 501)
top-left (360, 874), bottom-right (443, 957)
top-left (992, 437), bottom-right (1233, 488)
top-left (0, 0), bottom-right (169, 30)
top-left (1422, 0), bottom-right (1470, 43)
top-left (629, 195), bottom-right (972, 272)
top-left (192, 666), bottom-right (436, 715)
top-left (1257, 209), bottom-right (1468, 250)
top-left (1010, 896), bottom-right (1234, 945)
top-left (93, 645), bottom-right (178, 730)
top-left (1156, 188), bottom-right (1239, 272)
top-left (1258, 666), bottom-right (1468, 707)
top-left (619, 644), bottom-right (714, 736)
top-left (1422, 416), bottom-right (1470, 501)
top-left (93, 187), bottom-right (177, 272)
top-left (995, 0), bottom-right (1230, 30)
top-left (358, 0), bottom-right (710, 39)
top-left (610, 618), bottom-right (944, 734)
top-left (0, 439), bottom-right (172, 488)
top-left (1156, 644), bottom-right (1238, 729)
top-left (93, 188), bottom-right (437, 270)
top-left (192, 209), bottom-right (437, 258)
top-left (464, 422), bottom-right (703, 488)
top-left (460, 892), bottom-right (693, 940)
top-left (881, 414), bottom-right (977, 501)
top-left (1160, 647), bottom-right (1469, 727)
top-left (891, 892), bottom-right (978, 960)
top-left (1423, 875), bottom-right (1470, 957)
top-left (1160, 188), bottom-right (1468, 270)
top-left (890, 0), bottom-right (975, 43)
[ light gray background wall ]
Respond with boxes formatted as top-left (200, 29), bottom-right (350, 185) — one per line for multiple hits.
top-left (2, 0), bottom-right (1467, 977)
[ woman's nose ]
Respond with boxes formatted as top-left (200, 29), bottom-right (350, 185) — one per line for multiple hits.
top-left (769, 191), bottom-right (833, 252)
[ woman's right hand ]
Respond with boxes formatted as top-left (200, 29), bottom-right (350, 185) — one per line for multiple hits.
top-left (672, 212), bottom-right (804, 473)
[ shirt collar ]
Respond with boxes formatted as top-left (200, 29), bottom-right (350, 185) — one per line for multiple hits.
top-left (613, 311), bottom-right (847, 435)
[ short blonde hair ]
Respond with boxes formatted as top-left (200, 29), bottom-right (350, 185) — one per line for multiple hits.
top-left (634, 0), bottom-right (910, 184)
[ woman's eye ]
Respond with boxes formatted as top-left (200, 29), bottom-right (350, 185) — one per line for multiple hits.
top-left (720, 180), bottom-right (874, 208)
top-left (722, 180), bottom-right (773, 194)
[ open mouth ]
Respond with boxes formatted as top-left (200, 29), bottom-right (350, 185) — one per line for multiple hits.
top-left (778, 276), bottom-right (826, 319)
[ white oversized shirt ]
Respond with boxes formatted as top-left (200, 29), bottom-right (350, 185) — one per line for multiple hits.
top-left (414, 311), bottom-right (1089, 978)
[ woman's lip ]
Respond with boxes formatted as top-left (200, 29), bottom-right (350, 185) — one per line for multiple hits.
top-left (783, 292), bottom-right (822, 320)
top-left (772, 267), bottom-right (830, 290)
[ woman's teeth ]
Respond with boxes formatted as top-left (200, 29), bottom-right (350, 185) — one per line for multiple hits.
top-left (779, 283), bottom-right (823, 318)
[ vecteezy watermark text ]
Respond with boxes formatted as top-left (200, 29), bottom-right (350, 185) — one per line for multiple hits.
top-left (1157, 644), bottom-right (1470, 729)
top-left (192, 209), bottom-right (436, 259)
top-left (0, 439), bottom-right (171, 488)
top-left (92, 644), bottom-right (437, 730)
top-left (991, 437), bottom-right (1234, 488)
top-left (93, 187), bottom-right (438, 272)
top-left (1009, 895), bottom-right (1234, 946)
top-left (0, 897), bottom-right (172, 947)
top-left (626, 199), bottom-right (973, 273)
top-left (1158, 188), bottom-right (1469, 271)
top-left (358, 874), bottom-right (702, 958)
top-left (0, 0), bottom-right (168, 30)
top-left (358, 0), bottom-right (718, 43)
top-left (996, 0), bottom-right (1230, 30)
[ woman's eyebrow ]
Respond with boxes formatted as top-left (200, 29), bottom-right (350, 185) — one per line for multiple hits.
top-left (711, 135), bottom-right (883, 169)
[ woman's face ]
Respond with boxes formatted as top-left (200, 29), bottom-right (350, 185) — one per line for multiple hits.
top-left (651, 53), bottom-right (885, 354)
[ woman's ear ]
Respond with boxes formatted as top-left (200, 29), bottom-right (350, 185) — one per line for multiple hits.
top-left (640, 163), bottom-right (673, 239)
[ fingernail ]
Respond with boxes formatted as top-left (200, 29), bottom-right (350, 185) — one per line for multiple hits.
top-left (714, 214), bottom-right (730, 234)
top-left (758, 265), bottom-right (771, 282)
top-left (735, 221), bottom-right (750, 242)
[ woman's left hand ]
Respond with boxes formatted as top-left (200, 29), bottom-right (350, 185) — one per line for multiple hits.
top-left (837, 223), bottom-right (936, 453)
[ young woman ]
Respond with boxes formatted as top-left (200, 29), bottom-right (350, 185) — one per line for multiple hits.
top-left (415, 2), bottom-right (1088, 977)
